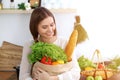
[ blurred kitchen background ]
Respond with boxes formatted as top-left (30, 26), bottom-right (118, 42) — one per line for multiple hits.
top-left (0, 0), bottom-right (120, 60)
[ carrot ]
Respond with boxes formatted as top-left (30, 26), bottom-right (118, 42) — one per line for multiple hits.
top-left (65, 30), bottom-right (78, 61)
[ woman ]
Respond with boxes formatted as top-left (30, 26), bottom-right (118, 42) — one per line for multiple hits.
top-left (19, 7), bottom-right (80, 80)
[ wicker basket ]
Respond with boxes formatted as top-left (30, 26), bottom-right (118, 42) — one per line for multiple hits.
top-left (81, 69), bottom-right (114, 79)
top-left (80, 49), bottom-right (114, 80)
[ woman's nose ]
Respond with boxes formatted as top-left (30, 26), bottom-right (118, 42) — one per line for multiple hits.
top-left (47, 26), bottom-right (53, 32)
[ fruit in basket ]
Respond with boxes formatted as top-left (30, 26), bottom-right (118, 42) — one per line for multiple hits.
top-left (98, 63), bottom-right (105, 69)
top-left (85, 67), bottom-right (95, 71)
top-left (95, 70), bottom-right (114, 79)
top-left (86, 76), bottom-right (94, 80)
top-left (78, 55), bottom-right (96, 71)
top-left (95, 76), bottom-right (103, 80)
top-left (107, 56), bottom-right (120, 70)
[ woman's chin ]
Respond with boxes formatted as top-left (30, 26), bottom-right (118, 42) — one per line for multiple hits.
top-left (46, 35), bottom-right (54, 38)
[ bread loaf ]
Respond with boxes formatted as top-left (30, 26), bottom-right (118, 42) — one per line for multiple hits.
top-left (65, 30), bottom-right (78, 61)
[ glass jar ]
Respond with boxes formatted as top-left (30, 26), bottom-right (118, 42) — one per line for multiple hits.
top-left (10, 0), bottom-right (15, 9)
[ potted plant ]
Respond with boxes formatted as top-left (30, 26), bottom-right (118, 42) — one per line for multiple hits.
top-left (0, 0), bottom-right (3, 9)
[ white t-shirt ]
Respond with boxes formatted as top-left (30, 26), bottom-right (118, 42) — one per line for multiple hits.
top-left (19, 37), bottom-right (80, 80)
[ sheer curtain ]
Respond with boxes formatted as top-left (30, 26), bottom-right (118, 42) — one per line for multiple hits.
top-left (76, 0), bottom-right (120, 59)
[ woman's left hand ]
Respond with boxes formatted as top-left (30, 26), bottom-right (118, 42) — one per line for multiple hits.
top-left (33, 67), bottom-right (50, 80)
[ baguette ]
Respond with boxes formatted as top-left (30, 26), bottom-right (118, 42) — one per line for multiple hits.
top-left (65, 30), bottom-right (78, 61)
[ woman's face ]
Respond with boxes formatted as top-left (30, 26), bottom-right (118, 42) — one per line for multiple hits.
top-left (38, 16), bottom-right (56, 39)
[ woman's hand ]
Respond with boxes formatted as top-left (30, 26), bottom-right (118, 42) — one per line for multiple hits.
top-left (33, 67), bottom-right (50, 80)
top-left (32, 62), bottom-right (50, 80)
top-left (32, 62), bottom-right (59, 80)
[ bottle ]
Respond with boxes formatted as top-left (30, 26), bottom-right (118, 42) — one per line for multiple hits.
top-left (10, 0), bottom-right (15, 9)
top-left (25, 1), bottom-right (31, 10)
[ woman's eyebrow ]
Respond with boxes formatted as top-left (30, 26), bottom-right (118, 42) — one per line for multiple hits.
top-left (42, 25), bottom-right (48, 27)
top-left (50, 22), bottom-right (54, 24)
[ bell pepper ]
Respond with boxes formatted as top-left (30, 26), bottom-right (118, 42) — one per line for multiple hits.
top-left (57, 60), bottom-right (64, 64)
top-left (40, 56), bottom-right (52, 65)
top-left (52, 61), bottom-right (59, 65)
top-left (52, 60), bottom-right (64, 65)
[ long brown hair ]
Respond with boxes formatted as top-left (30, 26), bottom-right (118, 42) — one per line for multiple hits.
top-left (29, 7), bottom-right (56, 42)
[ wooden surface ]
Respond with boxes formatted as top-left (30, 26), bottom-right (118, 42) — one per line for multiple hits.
top-left (0, 41), bottom-right (23, 71)
top-left (0, 71), bottom-right (119, 80)
top-left (0, 9), bottom-right (77, 14)
top-left (0, 71), bottom-right (17, 80)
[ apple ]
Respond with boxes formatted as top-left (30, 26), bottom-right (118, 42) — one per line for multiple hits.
top-left (95, 76), bottom-right (103, 80)
top-left (98, 63), bottom-right (104, 69)
top-left (86, 76), bottom-right (94, 80)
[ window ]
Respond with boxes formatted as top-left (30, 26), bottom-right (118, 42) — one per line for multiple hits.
top-left (76, 0), bottom-right (120, 59)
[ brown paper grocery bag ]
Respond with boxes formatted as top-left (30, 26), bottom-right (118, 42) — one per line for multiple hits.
top-left (32, 61), bottom-right (73, 77)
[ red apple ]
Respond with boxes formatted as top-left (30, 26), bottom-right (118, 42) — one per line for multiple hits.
top-left (98, 63), bottom-right (104, 69)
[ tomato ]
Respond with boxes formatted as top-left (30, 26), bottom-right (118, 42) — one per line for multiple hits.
top-left (40, 56), bottom-right (52, 65)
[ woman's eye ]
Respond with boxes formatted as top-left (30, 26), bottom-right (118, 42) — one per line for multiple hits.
top-left (42, 26), bottom-right (47, 29)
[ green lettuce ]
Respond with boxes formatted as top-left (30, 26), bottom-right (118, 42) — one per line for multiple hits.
top-left (28, 42), bottom-right (67, 64)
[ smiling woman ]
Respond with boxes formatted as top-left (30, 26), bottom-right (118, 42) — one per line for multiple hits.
top-left (19, 7), bottom-right (80, 80)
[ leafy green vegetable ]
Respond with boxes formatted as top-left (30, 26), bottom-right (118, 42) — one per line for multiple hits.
top-left (107, 56), bottom-right (120, 70)
top-left (28, 42), bottom-right (67, 64)
top-left (78, 55), bottom-right (96, 71)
